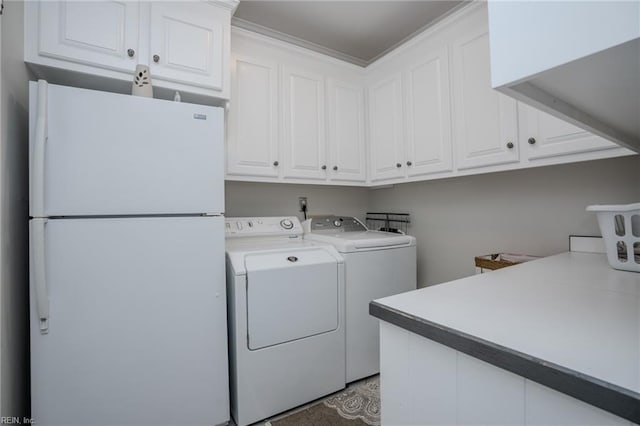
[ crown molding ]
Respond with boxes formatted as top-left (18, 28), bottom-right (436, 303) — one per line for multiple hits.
top-left (367, 0), bottom-right (475, 66)
top-left (232, 1), bottom-right (477, 69)
top-left (209, 0), bottom-right (240, 13)
top-left (231, 17), bottom-right (369, 68)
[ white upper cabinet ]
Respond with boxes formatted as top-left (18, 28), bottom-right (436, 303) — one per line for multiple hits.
top-left (149, 2), bottom-right (226, 90)
top-left (327, 79), bottom-right (366, 182)
top-left (227, 55), bottom-right (279, 178)
top-left (225, 3), bottom-right (633, 187)
top-left (404, 46), bottom-right (453, 177)
top-left (281, 66), bottom-right (327, 180)
top-left (36, 1), bottom-right (140, 73)
top-left (26, 0), bottom-right (236, 100)
top-left (228, 30), bottom-right (366, 185)
top-left (451, 22), bottom-right (519, 170)
top-left (489, 1), bottom-right (640, 153)
top-left (368, 73), bottom-right (405, 182)
top-left (519, 103), bottom-right (620, 160)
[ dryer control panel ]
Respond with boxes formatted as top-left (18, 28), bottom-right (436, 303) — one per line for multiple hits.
top-left (225, 216), bottom-right (303, 238)
top-left (304, 216), bottom-right (367, 233)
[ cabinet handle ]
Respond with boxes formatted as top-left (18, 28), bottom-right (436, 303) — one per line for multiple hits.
top-left (406, 161), bottom-right (412, 166)
top-left (127, 48), bottom-right (135, 58)
top-left (396, 163), bottom-right (402, 168)
top-left (153, 54), bottom-right (160, 63)
top-left (273, 161), bottom-right (279, 166)
top-left (321, 165), bottom-right (327, 170)
top-left (333, 166), bottom-right (338, 171)
top-left (528, 137), bottom-right (537, 145)
top-left (506, 142), bottom-right (514, 149)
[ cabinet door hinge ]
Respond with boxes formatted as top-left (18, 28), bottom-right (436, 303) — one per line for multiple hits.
top-left (0, 0), bottom-right (4, 16)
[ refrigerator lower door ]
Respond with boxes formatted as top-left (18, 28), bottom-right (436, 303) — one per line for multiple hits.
top-left (29, 81), bottom-right (224, 217)
top-left (30, 216), bottom-right (228, 426)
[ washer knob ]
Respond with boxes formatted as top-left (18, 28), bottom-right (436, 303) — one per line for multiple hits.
top-left (280, 219), bottom-right (294, 229)
top-left (333, 220), bottom-right (342, 227)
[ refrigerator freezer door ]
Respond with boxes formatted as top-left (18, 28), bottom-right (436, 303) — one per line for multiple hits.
top-left (29, 81), bottom-right (224, 217)
top-left (30, 216), bottom-right (229, 426)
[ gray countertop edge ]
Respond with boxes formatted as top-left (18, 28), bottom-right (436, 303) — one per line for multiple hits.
top-left (369, 300), bottom-right (640, 424)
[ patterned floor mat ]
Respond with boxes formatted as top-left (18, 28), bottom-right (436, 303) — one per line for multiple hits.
top-left (266, 376), bottom-right (380, 426)
top-left (323, 376), bottom-right (380, 426)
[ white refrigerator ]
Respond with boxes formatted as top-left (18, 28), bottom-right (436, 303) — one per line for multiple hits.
top-left (28, 81), bottom-right (229, 426)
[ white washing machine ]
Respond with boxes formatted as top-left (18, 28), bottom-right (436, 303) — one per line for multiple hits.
top-left (225, 216), bottom-right (346, 426)
top-left (303, 215), bottom-right (416, 383)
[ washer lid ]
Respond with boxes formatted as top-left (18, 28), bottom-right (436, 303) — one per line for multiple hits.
top-left (305, 231), bottom-right (416, 252)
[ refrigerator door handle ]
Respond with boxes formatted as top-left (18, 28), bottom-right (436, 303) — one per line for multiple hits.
top-left (30, 219), bottom-right (49, 334)
top-left (31, 80), bottom-right (48, 218)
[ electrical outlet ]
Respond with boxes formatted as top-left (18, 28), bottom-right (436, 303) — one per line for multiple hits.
top-left (298, 197), bottom-right (308, 212)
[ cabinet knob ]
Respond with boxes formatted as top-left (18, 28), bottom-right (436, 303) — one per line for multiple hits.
top-left (396, 163), bottom-right (402, 168)
top-left (333, 166), bottom-right (338, 171)
top-left (127, 48), bottom-right (135, 58)
top-left (153, 54), bottom-right (160, 63)
top-left (273, 161), bottom-right (279, 166)
top-left (506, 142), bottom-right (514, 149)
top-left (321, 165), bottom-right (327, 170)
top-left (528, 137), bottom-right (537, 145)
top-left (406, 161), bottom-right (412, 166)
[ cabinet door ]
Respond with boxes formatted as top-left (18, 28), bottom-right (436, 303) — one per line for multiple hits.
top-left (327, 79), bottom-right (366, 182)
top-left (37, 1), bottom-right (139, 73)
top-left (149, 2), bottom-right (226, 90)
top-left (452, 27), bottom-right (519, 170)
top-left (368, 73), bottom-right (405, 182)
top-left (519, 104), bottom-right (619, 160)
top-left (281, 66), bottom-right (327, 180)
top-left (405, 46), bottom-right (453, 177)
top-left (227, 56), bottom-right (279, 178)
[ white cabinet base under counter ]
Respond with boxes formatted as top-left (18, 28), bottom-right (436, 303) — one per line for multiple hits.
top-left (371, 253), bottom-right (640, 425)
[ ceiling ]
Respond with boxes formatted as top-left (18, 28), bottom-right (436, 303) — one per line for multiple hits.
top-left (232, 1), bottom-right (467, 67)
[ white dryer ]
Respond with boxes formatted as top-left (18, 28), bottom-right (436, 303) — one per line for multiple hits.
top-left (303, 216), bottom-right (416, 383)
top-left (225, 216), bottom-right (346, 426)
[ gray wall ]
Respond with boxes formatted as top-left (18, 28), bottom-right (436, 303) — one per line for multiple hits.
top-left (1, 0), bottom-right (31, 417)
top-left (225, 157), bottom-right (640, 289)
top-left (369, 156), bottom-right (640, 287)
top-left (225, 181), bottom-right (370, 223)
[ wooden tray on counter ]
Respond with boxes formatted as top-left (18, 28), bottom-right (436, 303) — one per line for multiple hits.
top-left (474, 253), bottom-right (540, 271)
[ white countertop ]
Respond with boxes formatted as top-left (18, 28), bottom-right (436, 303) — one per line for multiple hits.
top-left (375, 252), bottom-right (640, 394)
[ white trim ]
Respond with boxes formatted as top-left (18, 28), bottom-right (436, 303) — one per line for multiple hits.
top-left (366, 0), bottom-right (473, 66)
top-left (232, 2), bottom-right (475, 69)
top-left (232, 17), bottom-right (368, 67)
top-left (225, 175), bottom-right (367, 187)
top-left (208, 0), bottom-right (239, 13)
top-left (232, 25), bottom-right (365, 72)
top-left (367, 1), bottom-right (483, 72)
top-left (230, 2), bottom-right (482, 74)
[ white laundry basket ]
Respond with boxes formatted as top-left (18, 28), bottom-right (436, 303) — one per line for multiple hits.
top-left (586, 203), bottom-right (640, 272)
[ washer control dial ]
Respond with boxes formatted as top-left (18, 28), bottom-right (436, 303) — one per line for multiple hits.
top-left (280, 219), bottom-right (294, 230)
top-left (333, 220), bottom-right (343, 227)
